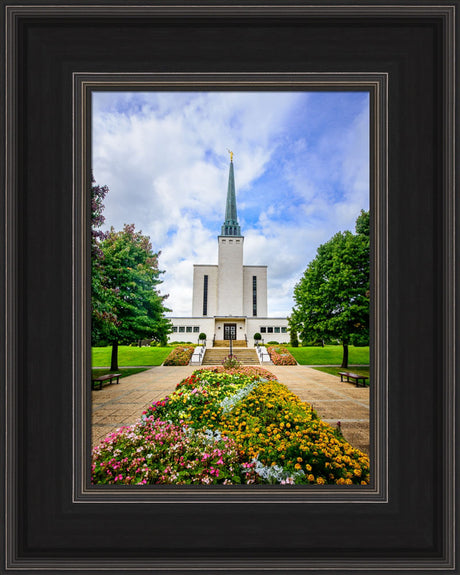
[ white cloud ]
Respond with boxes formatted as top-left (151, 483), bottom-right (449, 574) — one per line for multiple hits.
top-left (92, 91), bottom-right (369, 317)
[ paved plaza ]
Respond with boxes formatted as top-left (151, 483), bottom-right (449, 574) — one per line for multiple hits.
top-left (92, 365), bottom-right (370, 454)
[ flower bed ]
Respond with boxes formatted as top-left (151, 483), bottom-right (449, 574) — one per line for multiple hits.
top-left (91, 419), bottom-right (257, 485)
top-left (92, 368), bottom-right (370, 485)
top-left (267, 346), bottom-right (297, 365)
top-left (163, 345), bottom-right (195, 366)
top-left (218, 381), bottom-right (369, 484)
top-left (195, 365), bottom-right (278, 381)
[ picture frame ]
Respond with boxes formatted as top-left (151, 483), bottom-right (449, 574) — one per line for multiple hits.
top-left (1, 1), bottom-right (457, 572)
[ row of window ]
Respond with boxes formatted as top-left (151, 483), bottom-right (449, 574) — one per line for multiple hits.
top-left (171, 325), bottom-right (287, 334)
top-left (252, 275), bottom-right (257, 316)
top-left (260, 326), bottom-right (287, 334)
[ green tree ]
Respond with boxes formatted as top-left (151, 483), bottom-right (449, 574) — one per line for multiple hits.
top-left (292, 211), bottom-right (370, 368)
top-left (355, 208), bottom-right (370, 237)
top-left (91, 176), bottom-right (117, 345)
top-left (98, 224), bottom-right (172, 370)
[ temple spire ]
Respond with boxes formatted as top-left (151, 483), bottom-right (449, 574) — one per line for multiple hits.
top-left (221, 153), bottom-right (241, 236)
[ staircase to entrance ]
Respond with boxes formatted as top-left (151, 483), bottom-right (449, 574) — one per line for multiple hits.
top-left (201, 347), bottom-right (259, 366)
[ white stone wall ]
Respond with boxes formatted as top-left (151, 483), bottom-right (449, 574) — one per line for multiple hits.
top-left (192, 265), bottom-right (218, 317)
top-left (168, 317), bottom-right (215, 344)
top-left (217, 236), bottom-right (244, 316)
top-left (243, 265), bottom-right (267, 317)
top-left (246, 318), bottom-right (290, 345)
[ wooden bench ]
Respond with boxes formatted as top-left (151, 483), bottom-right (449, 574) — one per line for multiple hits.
top-left (338, 371), bottom-right (368, 387)
top-left (91, 373), bottom-right (121, 391)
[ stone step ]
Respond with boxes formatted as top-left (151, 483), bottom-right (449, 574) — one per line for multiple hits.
top-left (213, 340), bottom-right (247, 347)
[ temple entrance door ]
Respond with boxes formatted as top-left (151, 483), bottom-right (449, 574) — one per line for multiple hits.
top-left (223, 324), bottom-right (237, 340)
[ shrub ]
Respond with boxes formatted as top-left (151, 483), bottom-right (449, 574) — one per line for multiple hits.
top-left (290, 331), bottom-right (299, 347)
top-left (266, 341), bottom-right (279, 345)
top-left (199, 333), bottom-right (207, 342)
top-left (222, 355), bottom-right (242, 370)
top-left (253, 332), bottom-right (262, 341)
top-left (163, 345), bottom-right (195, 366)
top-left (267, 346), bottom-right (297, 366)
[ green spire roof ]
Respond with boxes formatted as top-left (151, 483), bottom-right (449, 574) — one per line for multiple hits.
top-left (221, 159), bottom-right (241, 236)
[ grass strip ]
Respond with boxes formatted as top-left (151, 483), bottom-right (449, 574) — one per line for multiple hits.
top-left (287, 345), bottom-right (369, 365)
top-left (312, 366), bottom-right (370, 386)
top-left (92, 345), bottom-right (174, 367)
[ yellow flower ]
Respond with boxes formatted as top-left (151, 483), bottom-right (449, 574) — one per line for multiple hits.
top-left (306, 464), bottom-right (312, 472)
top-left (307, 474), bottom-right (315, 482)
top-left (316, 477), bottom-right (325, 485)
top-left (296, 457), bottom-right (303, 463)
top-left (295, 463), bottom-right (302, 470)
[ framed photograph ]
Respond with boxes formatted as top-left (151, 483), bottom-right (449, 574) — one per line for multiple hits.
top-left (2, 1), bottom-right (457, 573)
top-left (86, 81), bottom-right (379, 495)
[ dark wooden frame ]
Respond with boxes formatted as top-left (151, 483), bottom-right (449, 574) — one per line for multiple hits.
top-left (1, 1), bottom-right (457, 573)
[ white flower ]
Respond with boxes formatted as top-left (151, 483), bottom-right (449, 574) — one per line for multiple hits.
top-left (219, 382), bottom-right (258, 413)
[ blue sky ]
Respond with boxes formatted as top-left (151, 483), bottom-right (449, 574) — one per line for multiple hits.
top-left (92, 91), bottom-right (369, 317)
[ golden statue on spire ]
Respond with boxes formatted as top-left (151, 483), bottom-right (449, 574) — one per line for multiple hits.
top-left (227, 149), bottom-right (234, 162)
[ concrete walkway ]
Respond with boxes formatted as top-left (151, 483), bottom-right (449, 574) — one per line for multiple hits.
top-left (92, 365), bottom-right (370, 454)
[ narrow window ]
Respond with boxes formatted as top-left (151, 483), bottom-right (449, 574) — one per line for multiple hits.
top-left (193, 326), bottom-right (199, 333)
top-left (186, 326), bottom-right (192, 333)
top-left (252, 275), bottom-right (257, 316)
top-left (172, 326), bottom-right (178, 333)
top-left (274, 327), bottom-right (280, 333)
top-left (203, 275), bottom-right (208, 316)
top-left (268, 327), bottom-right (273, 333)
top-left (261, 327), bottom-right (266, 333)
top-left (281, 327), bottom-right (287, 333)
top-left (179, 326), bottom-right (185, 333)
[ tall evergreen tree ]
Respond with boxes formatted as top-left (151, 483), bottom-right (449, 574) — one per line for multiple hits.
top-left (291, 211), bottom-right (370, 368)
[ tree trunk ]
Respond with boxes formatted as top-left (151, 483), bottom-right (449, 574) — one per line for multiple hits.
top-left (110, 341), bottom-right (119, 371)
top-left (341, 343), bottom-right (349, 368)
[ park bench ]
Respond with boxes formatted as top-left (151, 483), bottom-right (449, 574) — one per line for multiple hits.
top-left (338, 371), bottom-right (368, 387)
top-left (91, 373), bottom-right (121, 391)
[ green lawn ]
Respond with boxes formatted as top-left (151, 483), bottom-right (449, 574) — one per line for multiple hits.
top-left (311, 366), bottom-right (370, 386)
top-left (92, 345), bottom-right (175, 367)
top-left (286, 345), bottom-right (369, 366)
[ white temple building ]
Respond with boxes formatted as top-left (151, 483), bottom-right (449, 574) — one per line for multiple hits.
top-left (168, 156), bottom-right (290, 346)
